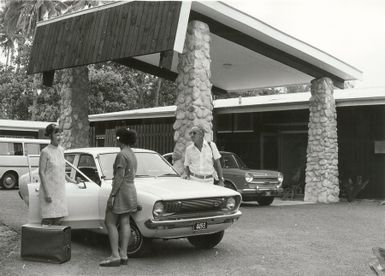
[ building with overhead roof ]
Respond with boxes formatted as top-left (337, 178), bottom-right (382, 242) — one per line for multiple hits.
top-left (89, 87), bottom-right (385, 199)
top-left (25, 1), bottom-right (368, 202)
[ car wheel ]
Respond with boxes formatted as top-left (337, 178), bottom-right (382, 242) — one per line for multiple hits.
top-left (224, 181), bottom-right (237, 191)
top-left (187, 231), bottom-right (224, 249)
top-left (1, 172), bottom-right (18, 189)
top-left (257, 196), bottom-right (274, 206)
top-left (127, 222), bottom-right (151, 258)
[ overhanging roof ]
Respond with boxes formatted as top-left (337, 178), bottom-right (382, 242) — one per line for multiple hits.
top-left (0, 119), bottom-right (54, 132)
top-left (88, 87), bottom-right (385, 122)
top-left (28, 1), bottom-right (362, 91)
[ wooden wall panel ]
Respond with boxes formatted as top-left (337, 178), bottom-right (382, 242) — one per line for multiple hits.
top-left (102, 122), bottom-right (174, 155)
top-left (28, 1), bottom-right (182, 74)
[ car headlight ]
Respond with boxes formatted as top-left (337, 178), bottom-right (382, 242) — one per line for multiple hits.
top-left (278, 172), bottom-right (284, 184)
top-left (225, 197), bottom-right (236, 210)
top-left (153, 201), bottom-right (165, 217)
top-left (245, 172), bottom-right (253, 183)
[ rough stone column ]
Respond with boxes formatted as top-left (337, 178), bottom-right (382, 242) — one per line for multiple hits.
top-left (172, 21), bottom-right (214, 174)
top-left (304, 77), bottom-right (339, 203)
top-left (59, 67), bottom-right (90, 149)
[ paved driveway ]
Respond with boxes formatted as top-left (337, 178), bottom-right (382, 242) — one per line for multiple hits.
top-left (0, 190), bottom-right (383, 276)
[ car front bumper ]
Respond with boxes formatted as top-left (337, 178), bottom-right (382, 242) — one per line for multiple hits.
top-left (240, 187), bottom-right (283, 197)
top-left (144, 210), bottom-right (242, 239)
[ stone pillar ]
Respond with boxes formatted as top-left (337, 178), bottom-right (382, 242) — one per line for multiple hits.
top-left (172, 21), bottom-right (213, 174)
top-left (59, 67), bottom-right (90, 149)
top-left (304, 77), bottom-right (339, 203)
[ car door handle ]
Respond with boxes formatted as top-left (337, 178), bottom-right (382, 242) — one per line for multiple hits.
top-left (35, 188), bottom-right (39, 192)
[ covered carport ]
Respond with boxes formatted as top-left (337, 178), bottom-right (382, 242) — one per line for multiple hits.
top-left (27, 1), bottom-right (362, 203)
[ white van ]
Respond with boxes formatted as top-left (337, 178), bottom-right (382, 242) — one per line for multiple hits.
top-left (0, 137), bottom-right (50, 189)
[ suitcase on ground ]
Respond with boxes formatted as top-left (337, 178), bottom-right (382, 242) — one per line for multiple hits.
top-left (21, 224), bottom-right (71, 264)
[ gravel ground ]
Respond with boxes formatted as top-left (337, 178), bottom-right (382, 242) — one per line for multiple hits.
top-left (1, 193), bottom-right (385, 275)
top-left (0, 223), bottom-right (18, 268)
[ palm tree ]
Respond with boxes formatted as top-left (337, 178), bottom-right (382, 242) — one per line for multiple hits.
top-left (2, 0), bottom-right (68, 120)
top-left (0, 9), bottom-right (17, 69)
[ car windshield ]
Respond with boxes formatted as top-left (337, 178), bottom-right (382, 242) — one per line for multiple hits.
top-left (221, 153), bottom-right (249, 169)
top-left (98, 152), bottom-right (179, 180)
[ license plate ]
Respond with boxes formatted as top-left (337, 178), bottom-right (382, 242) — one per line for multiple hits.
top-left (193, 222), bottom-right (207, 231)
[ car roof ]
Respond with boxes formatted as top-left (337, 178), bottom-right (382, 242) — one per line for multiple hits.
top-left (65, 147), bottom-right (157, 155)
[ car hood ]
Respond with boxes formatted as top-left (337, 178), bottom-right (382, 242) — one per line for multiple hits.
top-left (106, 177), bottom-right (240, 200)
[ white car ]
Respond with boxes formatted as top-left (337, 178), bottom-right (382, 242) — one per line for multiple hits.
top-left (19, 147), bottom-right (242, 257)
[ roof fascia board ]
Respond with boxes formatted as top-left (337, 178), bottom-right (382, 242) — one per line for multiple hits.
top-left (89, 88), bottom-right (385, 121)
top-left (89, 110), bottom-right (176, 122)
top-left (174, 1), bottom-right (191, 53)
top-left (193, 1), bottom-right (362, 81)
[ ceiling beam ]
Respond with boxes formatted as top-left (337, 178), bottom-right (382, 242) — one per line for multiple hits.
top-left (114, 57), bottom-right (227, 95)
top-left (189, 11), bottom-right (345, 89)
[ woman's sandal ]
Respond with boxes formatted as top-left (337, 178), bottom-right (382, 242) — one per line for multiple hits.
top-left (120, 258), bottom-right (128, 265)
top-left (99, 257), bottom-right (121, 267)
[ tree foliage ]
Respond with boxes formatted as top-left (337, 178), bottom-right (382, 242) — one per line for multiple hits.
top-left (1, 0), bottom-right (320, 122)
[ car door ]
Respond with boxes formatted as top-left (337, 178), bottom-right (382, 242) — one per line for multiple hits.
top-left (26, 153), bottom-right (102, 229)
top-left (65, 153), bottom-right (102, 229)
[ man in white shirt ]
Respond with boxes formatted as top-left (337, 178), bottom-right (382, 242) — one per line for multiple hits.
top-left (184, 125), bottom-right (224, 186)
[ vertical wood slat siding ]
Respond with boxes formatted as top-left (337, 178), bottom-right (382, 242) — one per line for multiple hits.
top-left (103, 123), bottom-right (174, 154)
top-left (124, 1), bottom-right (143, 58)
top-left (28, 1), bottom-right (182, 74)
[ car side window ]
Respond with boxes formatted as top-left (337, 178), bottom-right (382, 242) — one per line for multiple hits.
top-left (222, 154), bottom-right (238, 169)
top-left (0, 142), bottom-right (23, 155)
top-left (65, 154), bottom-right (76, 177)
top-left (77, 154), bottom-right (101, 186)
top-left (24, 143), bottom-right (41, 155)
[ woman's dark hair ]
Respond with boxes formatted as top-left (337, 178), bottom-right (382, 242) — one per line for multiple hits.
top-left (116, 128), bottom-right (136, 146)
top-left (45, 123), bottom-right (60, 137)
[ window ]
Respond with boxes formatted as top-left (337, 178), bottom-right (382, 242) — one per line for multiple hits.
top-left (0, 142), bottom-right (23, 156)
top-left (217, 114), bottom-right (232, 133)
top-left (24, 143), bottom-right (42, 155)
top-left (233, 113), bottom-right (253, 132)
top-left (77, 154), bottom-right (100, 185)
top-left (64, 154), bottom-right (76, 177)
top-left (78, 154), bottom-right (96, 168)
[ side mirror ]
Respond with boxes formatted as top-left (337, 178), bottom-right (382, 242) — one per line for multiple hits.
top-left (76, 177), bottom-right (87, 189)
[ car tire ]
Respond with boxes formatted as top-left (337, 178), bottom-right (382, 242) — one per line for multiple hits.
top-left (257, 196), bottom-right (274, 206)
top-left (187, 231), bottom-right (224, 249)
top-left (127, 222), bottom-right (151, 258)
top-left (1, 172), bottom-right (18, 190)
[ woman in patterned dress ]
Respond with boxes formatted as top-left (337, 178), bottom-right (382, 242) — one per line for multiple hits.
top-left (38, 124), bottom-right (77, 225)
top-left (100, 128), bottom-right (138, 267)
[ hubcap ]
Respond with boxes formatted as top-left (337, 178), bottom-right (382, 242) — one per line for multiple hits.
top-left (5, 176), bottom-right (14, 185)
top-left (127, 226), bottom-right (142, 253)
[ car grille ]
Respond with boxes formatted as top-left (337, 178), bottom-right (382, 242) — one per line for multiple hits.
top-left (158, 197), bottom-right (235, 220)
top-left (165, 197), bottom-right (227, 212)
top-left (251, 176), bottom-right (280, 185)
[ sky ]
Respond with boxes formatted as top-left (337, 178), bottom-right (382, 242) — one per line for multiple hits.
top-left (226, 0), bottom-right (385, 88)
top-left (1, 0), bottom-right (384, 89)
